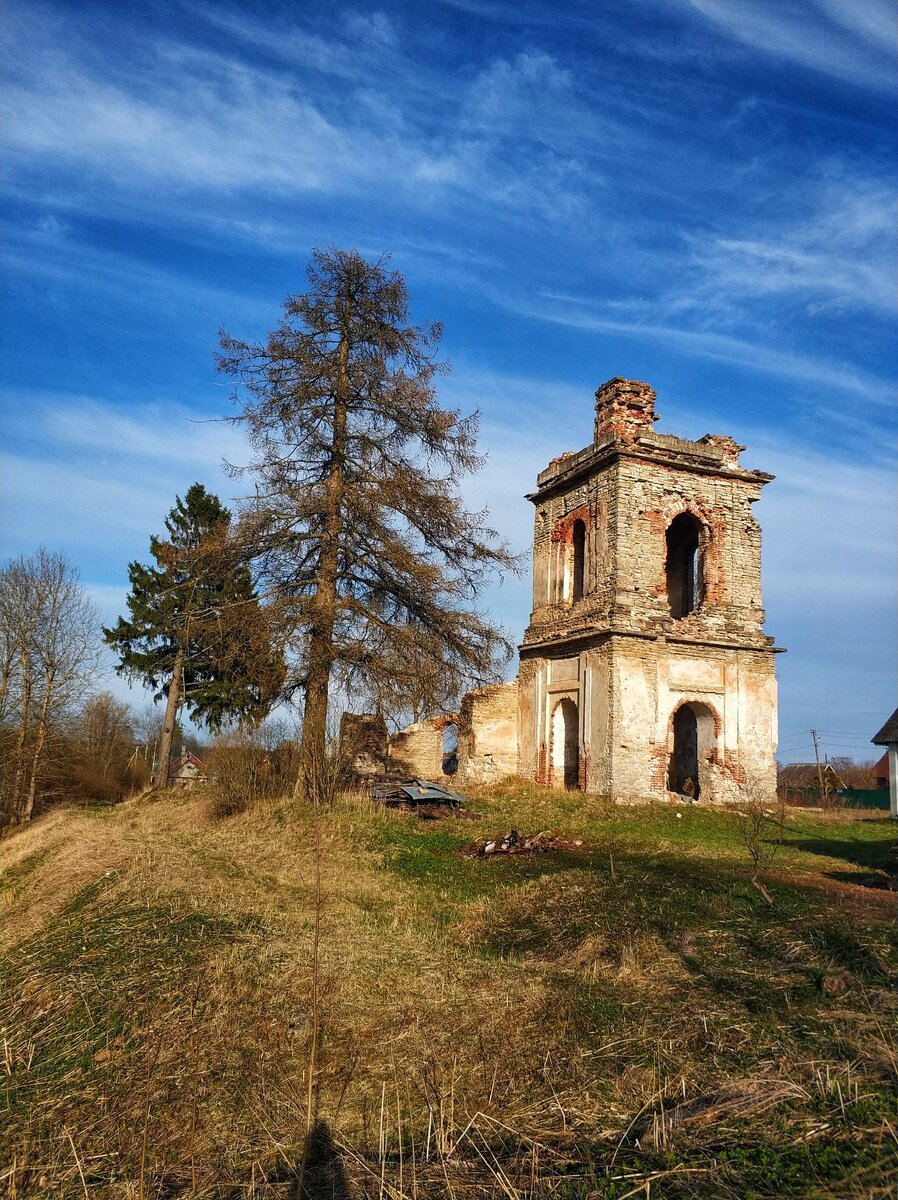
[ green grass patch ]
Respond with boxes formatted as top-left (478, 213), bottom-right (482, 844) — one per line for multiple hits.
top-left (0, 846), bottom-right (53, 894)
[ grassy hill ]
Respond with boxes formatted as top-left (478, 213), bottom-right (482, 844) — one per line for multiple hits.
top-left (1, 783), bottom-right (896, 1198)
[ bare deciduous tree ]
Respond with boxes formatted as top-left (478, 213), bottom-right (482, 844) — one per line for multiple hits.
top-left (0, 549), bottom-right (100, 826)
top-left (353, 626), bottom-right (469, 729)
top-left (81, 692), bottom-right (134, 782)
top-left (735, 775), bottom-right (787, 905)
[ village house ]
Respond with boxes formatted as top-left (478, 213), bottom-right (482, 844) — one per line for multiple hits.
top-left (872, 707), bottom-right (898, 818)
top-left (168, 745), bottom-right (208, 787)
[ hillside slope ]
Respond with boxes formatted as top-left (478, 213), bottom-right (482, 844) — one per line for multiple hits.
top-left (1, 785), bottom-right (896, 1198)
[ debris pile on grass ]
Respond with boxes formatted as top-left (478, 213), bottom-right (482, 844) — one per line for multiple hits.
top-left (371, 777), bottom-right (466, 814)
top-left (459, 828), bottom-right (584, 857)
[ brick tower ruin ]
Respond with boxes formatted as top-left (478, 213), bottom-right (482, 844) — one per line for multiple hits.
top-left (517, 377), bottom-right (780, 802)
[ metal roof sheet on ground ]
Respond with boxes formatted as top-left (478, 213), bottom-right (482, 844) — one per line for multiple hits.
top-left (371, 778), bottom-right (466, 806)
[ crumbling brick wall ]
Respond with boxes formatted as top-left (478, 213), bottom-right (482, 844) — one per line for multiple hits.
top-left (339, 713), bottom-right (388, 776)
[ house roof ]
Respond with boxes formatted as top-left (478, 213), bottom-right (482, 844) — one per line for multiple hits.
top-left (168, 751), bottom-right (206, 774)
top-left (778, 762), bottom-right (846, 789)
top-left (872, 707), bottom-right (898, 745)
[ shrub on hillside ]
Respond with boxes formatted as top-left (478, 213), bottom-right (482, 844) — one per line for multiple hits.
top-left (206, 723), bottom-right (301, 816)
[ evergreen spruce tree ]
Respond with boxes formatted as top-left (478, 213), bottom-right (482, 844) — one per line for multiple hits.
top-left (218, 248), bottom-right (517, 795)
top-left (104, 484), bottom-right (284, 786)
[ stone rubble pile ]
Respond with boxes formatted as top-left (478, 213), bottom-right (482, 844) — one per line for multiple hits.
top-left (460, 829), bottom-right (584, 858)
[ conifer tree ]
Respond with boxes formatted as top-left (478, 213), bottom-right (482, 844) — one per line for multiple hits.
top-left (104, 484), bottom-right (284, 786)
top-left (217, 248), bottom-right (516, 793)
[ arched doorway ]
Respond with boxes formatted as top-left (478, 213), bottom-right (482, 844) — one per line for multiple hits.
top-left (552, 698), bottom-right (580, 789)
top-left (669, 705), bottom-right (698, 796)
top-left (668, 702), bottom-right (717, 799)
top-left (665, 512), bottom-right (704, 618)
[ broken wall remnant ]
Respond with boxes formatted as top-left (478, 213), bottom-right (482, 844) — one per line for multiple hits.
top-left (457, 680), bottom-right (519, 782)
top-left (339, 712), bottom-right (389, 776)
top-left (387, 715), bottom-right (456, 779)
top-left (517, 376), bottom-right (781, 803)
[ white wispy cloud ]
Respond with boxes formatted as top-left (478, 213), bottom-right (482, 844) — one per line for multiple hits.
top-left (31, 396), bottom-right (245, 468)
top-left (2, 6), bottom-right (603, 228)
top-left (0, 392), bottom-right (249, 570)
top-left (4, 51), bottom-right (357, 195)
top-left (685, 176), bottom-right (896, 316)
top-left (505, 298), bottom-right (896, 403)
top-left (686, 0), bottom-right (898, 93)
top-left (189, 3), bottom-right (409, 85)
top-left (2, 455), bottom-right (178, 556)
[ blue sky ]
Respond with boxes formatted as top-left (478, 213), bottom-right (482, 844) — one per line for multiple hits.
top-left (1, 0), bottom-right (895, 763)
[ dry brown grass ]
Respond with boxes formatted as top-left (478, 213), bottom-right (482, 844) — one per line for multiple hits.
top-left (1, 785), bottom-right (896, 1198)
top-left (1, 790), bottom-right (553, 1195)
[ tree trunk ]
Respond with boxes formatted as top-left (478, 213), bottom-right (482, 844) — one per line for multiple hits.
top-left (296, 292), bottom-right (350, 800)
top-left (10, 647), bottom-right (32, 820)
top-left (23, 676), bottom-right (54, 822)
top-left (156, 642), bottom-right (185, 789)
top-left (0, 644), bottom-right (16, 723)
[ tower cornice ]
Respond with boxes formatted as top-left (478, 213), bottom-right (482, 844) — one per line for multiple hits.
top-left (527, 435), bottom-right (773, 504)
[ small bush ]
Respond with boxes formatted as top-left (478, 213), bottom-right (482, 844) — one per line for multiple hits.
top-left (206, 723), bottom-right (300, 817)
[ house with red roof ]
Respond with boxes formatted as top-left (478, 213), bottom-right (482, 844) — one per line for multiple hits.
top-left (168, 745), bottom-right (208, 787)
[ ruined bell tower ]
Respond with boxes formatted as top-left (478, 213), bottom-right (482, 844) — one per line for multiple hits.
top-left (517, 377), bottom-right (780, 802)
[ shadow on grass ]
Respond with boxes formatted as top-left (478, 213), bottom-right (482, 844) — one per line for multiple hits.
top-left (823, 869), bottom-right (894, 890)
top-left (475, 849), bottom-right (896, 1016)
top-left (785, 828), bottom-right (897, 873)
top-left (291, 1120), bottom-right (352, 1199)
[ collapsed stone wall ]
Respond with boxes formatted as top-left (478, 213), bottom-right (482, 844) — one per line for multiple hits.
top-left (457, 680), bottom-right (519, 783)
top-left (339, 712), bottom-right (389, 777)
top-left (387, 716), bottom-right (453, 779)
top-left (358, 681), bottom-right (519, 786)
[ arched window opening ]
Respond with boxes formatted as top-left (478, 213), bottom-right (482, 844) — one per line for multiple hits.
top-left (551, 698), bottom-right (580, 789)
top-left (441, 722), bottom-right (458, 776)
top-left (666, 513), bottom-right (703, 618)
top-left (572, 519), bottom-right (586, 602)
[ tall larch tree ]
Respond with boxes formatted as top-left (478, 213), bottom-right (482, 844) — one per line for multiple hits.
top-left (217, 248), bottom-right (517, 794)
top-left (104, 484), bottom-right (284, 786)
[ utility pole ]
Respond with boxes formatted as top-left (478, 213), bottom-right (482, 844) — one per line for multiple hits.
top-left (811, 729), bottom-right (826, 808)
